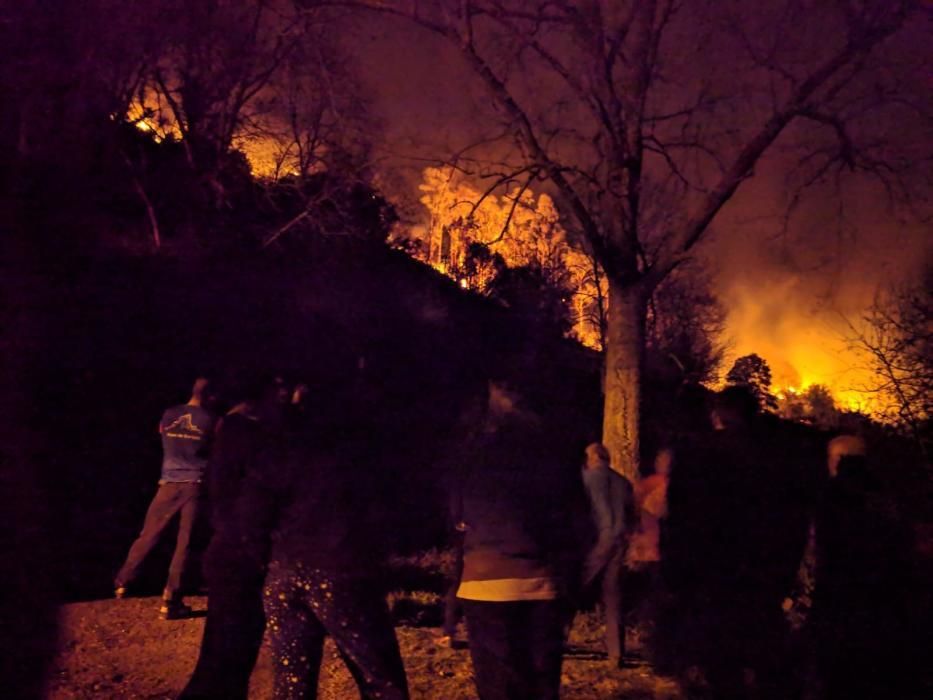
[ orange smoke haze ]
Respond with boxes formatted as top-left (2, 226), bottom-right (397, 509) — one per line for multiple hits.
top-left (710, 176), bottom-right (931, 415)
top-left (721, 277), bottom-right (876, 411)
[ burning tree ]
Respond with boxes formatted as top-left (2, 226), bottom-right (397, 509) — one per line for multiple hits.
top-left (108, 1), bottom-right (376, 247)
top-left (778, 384), bottom-right (839, 428)
top-left (412, 166), bottom-right (602, 344)
top-left (327, 0), bottom-right (927, 477)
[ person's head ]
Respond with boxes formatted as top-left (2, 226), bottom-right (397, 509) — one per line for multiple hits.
top-left (584, 442), bottom-right (610, 471)
top-left (827, 434), bottom-right (867, 478)
top-left (653, 446), bottom-right (673, 477)
top-left (487, 379), bottom-right (521, 419)
top-left (272, 375), bottom-right (290, 405)
top-left (291, 383), bottom-right (310, 406)
top-left (237, 373), bottom-right (288, 417)
top-left (711, 385), bottom-right (759, 430)
top-left (678, 383), bottom-right (713, 432)
top-left (190, 377), bottom-right (211, 405)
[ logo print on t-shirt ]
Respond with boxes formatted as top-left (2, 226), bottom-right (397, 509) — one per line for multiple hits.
top-left (164, 413), bottom-right (205, 440)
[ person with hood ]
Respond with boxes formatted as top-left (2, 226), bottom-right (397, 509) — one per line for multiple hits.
top-left (788, 434), bottom-right (916, 699)
top-left (455, 378), bottom-right (583, 700)
top-left (229, 396), bottom-right (409, 700)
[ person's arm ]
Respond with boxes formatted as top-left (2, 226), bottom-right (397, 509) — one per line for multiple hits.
top-left (582, 470), bottom-right (616, 585)
top-left (233, 440), bottom-right (293, 572)
top-left (621, 476), bottom-right (638, 535)
top-left (641, 487), bottom-right (665, 519)
top-left (783, 518), bottom-right (817, 630)
top-left (584, 470), bottom-right (614, 534)
top-left (547, 470), bottom-right (592, 605)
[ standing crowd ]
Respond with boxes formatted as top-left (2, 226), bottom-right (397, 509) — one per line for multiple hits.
top-left (113, 375), bottom-right (917, 699)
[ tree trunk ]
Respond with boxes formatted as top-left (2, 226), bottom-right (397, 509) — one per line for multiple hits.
top-left (131, 175), bottom-right (161, 251)
top-left (602, 279), bottom-right (647, 481)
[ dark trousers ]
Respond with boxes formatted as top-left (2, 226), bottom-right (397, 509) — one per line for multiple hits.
top-left (442, 541), bottom-right (465, 637)
top-left (263, 561), bottom-right (409, 700)
top-left (114, 482), bottom-right (201, 598)
top-left (179, 547), bottom-right (266, 700)
top-left (461, 598), bottom-right (566, 700)
top-left (599, 548), bottom-right (626, 660)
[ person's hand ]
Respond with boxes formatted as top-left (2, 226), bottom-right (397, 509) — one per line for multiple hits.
top-left (781, 597), bottom-right (794, 612)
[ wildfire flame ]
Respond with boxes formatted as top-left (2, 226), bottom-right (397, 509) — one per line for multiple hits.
top-left (144, 123), bottom-right (894, 419)
top-left (724, 281), bottom-right (879, 414)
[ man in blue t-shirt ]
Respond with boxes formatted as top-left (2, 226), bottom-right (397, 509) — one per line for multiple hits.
top-left (114, 377), bottom-right (216, 619)
top-left (582, 442), bottom-right (636, 667)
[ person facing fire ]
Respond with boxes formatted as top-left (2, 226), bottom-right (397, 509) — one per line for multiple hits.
top-left (180, 373), bottom-right (290, 700)
top-left (454, 376), bottom-right (582, 700)
top-left (665, 385), bottom-right (795, 697)
top-left (787, 432), bottom-right (916, 699)
top-left (227, 393), bottom-right (410, 700)
top-left (624, 443), bottom-right (672, 630)
top-left (581, 441), bottom-right (637, 668)
top-left (113, 377), bottom-right (216, 620)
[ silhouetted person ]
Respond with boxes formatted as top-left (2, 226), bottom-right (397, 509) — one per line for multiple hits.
top-left (114, 377), bottom-right (215, 619)
top-left (581, 442), bottom-right (636, 667)
top-left (231, 409), bottom-right (409, 700)
top-left (180, 375), bottom-right (288, 700)
top-left (791, 435), bottom-right (917, 699)
top-left (455, 379), bottom-right (581, 700)
top-left (663, 386), bottom-right (794, 698)
top-left (625, 446), bottom-right (671, 633)
top-left (435, 388), bottom-right (490, 650)
top-left (435, 520), bottom-right (466, 648)
top-left (628, 446), bottom-right (671, 568)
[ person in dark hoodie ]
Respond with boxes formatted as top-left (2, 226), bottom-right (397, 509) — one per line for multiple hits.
top-left (454, 377), bottom-right (583, 700)
top-left (180, 374), bottom-right (288, 700)
top-left (229, 397), bottom-right (409, 700)
top-left (787, 434), bottom-right (917, 699)
top-left (664, 385), bottom-right (796, 698)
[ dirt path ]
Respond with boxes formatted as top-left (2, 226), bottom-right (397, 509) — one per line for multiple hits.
top-left (47, 596), bottom-right (684, 699)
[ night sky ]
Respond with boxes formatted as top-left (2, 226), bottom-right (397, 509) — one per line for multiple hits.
top-left (336, 5), bottom-right (931, 402)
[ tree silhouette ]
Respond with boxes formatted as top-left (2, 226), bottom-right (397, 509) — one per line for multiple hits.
top-left (846, 266), bottom-right (932, 457)
top-left (727, 354), bottom-right (777, 411)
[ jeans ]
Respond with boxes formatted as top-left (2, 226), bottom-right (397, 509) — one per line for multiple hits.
top-left (114, 481), bottom-right (201, 599)
top-left (263, 561), bottom-right (409, 700)
top-left (600, 547), bottom-right (627, 660)
top-left (461, 598), bottom-right (566, 700)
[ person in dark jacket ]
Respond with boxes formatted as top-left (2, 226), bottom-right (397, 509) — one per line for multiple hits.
top-left (455, 379), bottom-right (582, 700)
top-left (231, 411), bottom-right (409, 700)
top-left (664, 386), bottom-right (804, 698)
top-left (180, 375), bottom-right (288, 700)
top-left (114, 377), bottom-right (216, 619)
top-left (787, 435), bottom-right (917, 700)
top-left (581, 442), bottom-right (636, 667)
